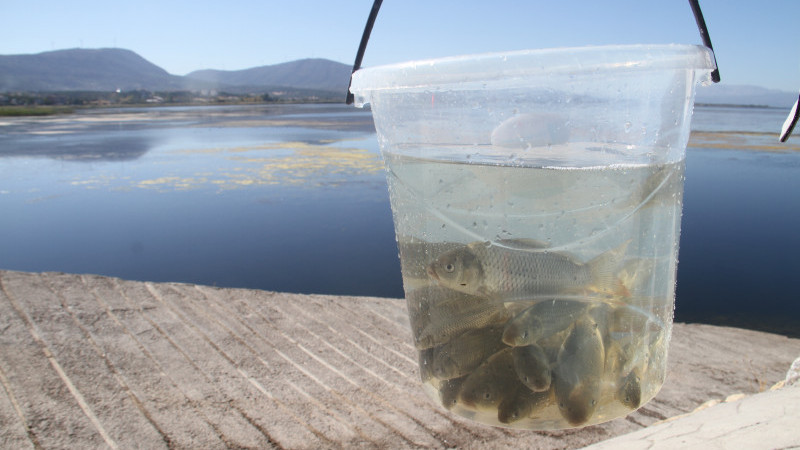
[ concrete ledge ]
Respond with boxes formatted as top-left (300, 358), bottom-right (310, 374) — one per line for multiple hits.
top-left (1, 270), bottom-right (798, 449)
top-left (582, 384), bottom-right (800, 449)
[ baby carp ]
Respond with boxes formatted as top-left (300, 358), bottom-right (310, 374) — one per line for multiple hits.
top-left (432, 325), bottom-right (507, 380)
top-left (427, 239), bottom-right (629, 300)
top-left (497, 385), bottom-right (552, 424)
top-left (503, 298), bottom-right (591, 347)
top-left (413, 290), bottom-right (509, 350)
top-left (554, 318), bottom-right (605, 426)
top-left (511, 344), bottom-right (551, 392)
top-left (458, 348), bottom-right (521, 410)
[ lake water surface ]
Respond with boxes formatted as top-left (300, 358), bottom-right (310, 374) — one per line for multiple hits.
top-left (1, 104), bottom-right (798, 336)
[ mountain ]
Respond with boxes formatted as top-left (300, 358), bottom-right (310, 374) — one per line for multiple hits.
top-left (0, 48), bottom-right (351, 96)
top-left (0, 48), bottom-right (185, 91)
top-left (695, 83), bottom-right (797, 108)
top-left (186, 58), bottom-right (352, 93)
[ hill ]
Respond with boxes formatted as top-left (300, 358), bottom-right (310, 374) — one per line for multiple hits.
top-left (695, 83), bottom-right (797, 108)
top-left (186, 58), bottom-right (352, 93)
top-left (0, 48), bottom-right (351, 97)
top-left (0, 48), bottom-right (185, 91)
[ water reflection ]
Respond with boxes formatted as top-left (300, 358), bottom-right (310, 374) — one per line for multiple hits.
top-left (0, 104), bottom-right (381, 196)
top-left (0, 133), bottom-right (153, 161)
top-left (0, 104), bottom-right (376, 164)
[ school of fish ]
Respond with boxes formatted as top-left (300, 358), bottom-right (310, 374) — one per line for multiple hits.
top-left (406, 238), bottom-right (666, 428)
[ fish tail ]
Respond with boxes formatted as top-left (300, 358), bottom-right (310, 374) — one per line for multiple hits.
top-left (587, 240), bottom-right (631, 296)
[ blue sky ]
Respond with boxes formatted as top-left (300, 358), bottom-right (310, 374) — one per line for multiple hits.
top-left (2, 1), bottom-right (798, 91)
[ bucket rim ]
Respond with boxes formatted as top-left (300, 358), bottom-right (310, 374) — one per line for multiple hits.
top-left (349, 44), bottom-right (716, 98)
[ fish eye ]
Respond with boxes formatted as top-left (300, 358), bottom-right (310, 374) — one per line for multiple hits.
top-left (444, 263), bottom-right (455, 273)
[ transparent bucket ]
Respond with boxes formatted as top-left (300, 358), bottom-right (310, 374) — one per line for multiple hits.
top-left (350, 44), bottom-right (716, 429)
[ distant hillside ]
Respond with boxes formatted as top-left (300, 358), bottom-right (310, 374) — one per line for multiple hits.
top-left (0, 48), bottom-right (185, 91)
top-left (0, 48), bottom-right (351, 96)
top-left (186, 58), bottom-right (352, 92)
top-left (695, 84), bottom-right (797, 108)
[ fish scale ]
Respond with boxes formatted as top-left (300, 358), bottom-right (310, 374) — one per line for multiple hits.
top-left (473, 243), bottom-right (593, 297)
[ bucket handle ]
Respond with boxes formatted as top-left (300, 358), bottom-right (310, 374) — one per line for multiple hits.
top-left (345, 0), bottom-right (721, 105)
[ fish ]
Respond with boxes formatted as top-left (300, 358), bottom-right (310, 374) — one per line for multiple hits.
top-left (603, 337), bottom-right (644, 410)
top-left (427, 239), bottom-right (629, 300)
top-left (553, 317), bottom-right (605, 426)
top-left (502, 298), bottom-right (591, 347)
top-left (438, 375), bottom-right (469, 410)
top-left (458, 348), bottom-right (521, 410)
top-left (415, 295), bottom-right (509, 350)
top-left (407, 285), bottom-right (509, 349)
top-left (397, 237), bottom-right (465, 288)
top-left (511, 344), bottom-right (552, 392)
top-left (497, 385), bottom-right (553, 424)
top-left (406, 285), bottom-right (475, 333)
top-left (432, 325), bottom-right (508, 380)
top-left (617, 368), bottom-right (642, 410)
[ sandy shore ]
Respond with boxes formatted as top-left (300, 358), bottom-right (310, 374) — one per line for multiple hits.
top-left (1, 269), bottom-right (798, 449)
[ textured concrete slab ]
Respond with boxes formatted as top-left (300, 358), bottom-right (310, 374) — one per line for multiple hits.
top-left (582, 384), bottom-right (800, 449)
top-left (0, 270), bottom-right (798, 449)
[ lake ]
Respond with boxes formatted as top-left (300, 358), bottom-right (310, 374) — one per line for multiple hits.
top-left (1, 103), bottom-right (799, 337)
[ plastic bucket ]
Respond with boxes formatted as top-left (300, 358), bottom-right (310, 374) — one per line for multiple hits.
top-left (350, 44), bottom-right (716, 429)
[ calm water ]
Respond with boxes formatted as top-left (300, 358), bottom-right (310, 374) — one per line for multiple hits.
top-left (1, 104), bottom-right (798, 336)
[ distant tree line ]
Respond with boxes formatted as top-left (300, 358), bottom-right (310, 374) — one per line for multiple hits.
top-left (0, 90), bottom-right (274, 107)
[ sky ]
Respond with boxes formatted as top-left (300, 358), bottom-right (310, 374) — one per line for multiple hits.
top-left (1, 0), bottom-right (798, 92)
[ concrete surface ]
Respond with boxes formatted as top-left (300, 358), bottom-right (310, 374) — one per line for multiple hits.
top-left (582, 384), bottom-right (800, 449)
top-left (1, 270), bottom-right (798, 449)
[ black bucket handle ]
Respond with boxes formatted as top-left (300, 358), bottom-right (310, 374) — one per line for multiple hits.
top-left (345, 0), bottom-right (720, 105)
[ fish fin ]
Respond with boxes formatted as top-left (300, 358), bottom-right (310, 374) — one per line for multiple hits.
top-left (587, 240), bottom-right (631, 296)
top-left (476, 286), bottom-right (493, 299)
top-left (617, 258), bottom-right (657, 296)
top-left (614, 279), bottom-right (631, 298)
